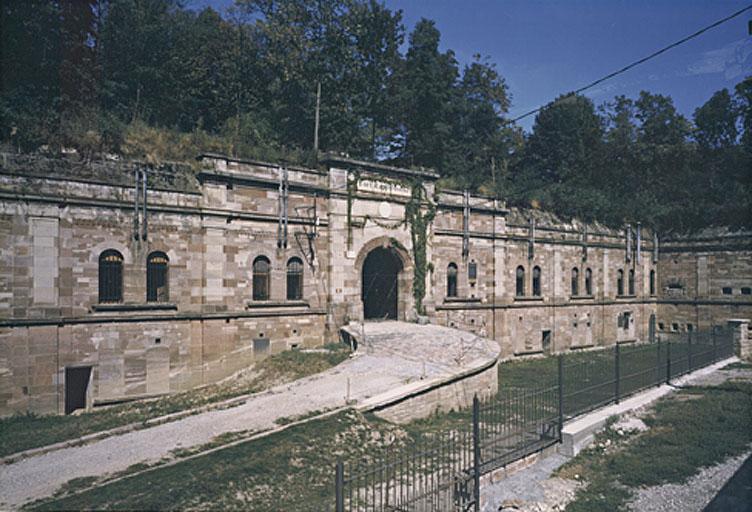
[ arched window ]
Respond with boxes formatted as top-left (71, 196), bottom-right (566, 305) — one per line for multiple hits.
top-left (146, 252), bottom-right (169, 302)
top-left (516, 266), bottom-right (525, 297)
top-left (532, 266), bottom-right (541, 297)
top-left (99, 249), bottom-right (123, 303)
top-left (585, 268), bottom-right (593, 296)
top-left (571, 268), bottom-right (579, 296)
top-left (252, 256), bottom-right (271, 300)
top-left (447, 263), bottom-right (458, 297)
top-left (649, 270), bottom-right (656, 296)
top-left (628, 269), bottom-right (635, 295)
top-left (286, 257), bottom-right (303, 300)
top-left (617, 269), bottom-right (624, 296)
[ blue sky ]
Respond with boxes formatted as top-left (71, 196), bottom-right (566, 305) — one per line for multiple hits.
top-left (190, 0), bottom-right (752, 131)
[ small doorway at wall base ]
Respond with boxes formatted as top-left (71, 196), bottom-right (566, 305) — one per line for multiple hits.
top-left (542, 330), bottom-right (552, 354)
top-left (65, 366), bottom-right (92, 414)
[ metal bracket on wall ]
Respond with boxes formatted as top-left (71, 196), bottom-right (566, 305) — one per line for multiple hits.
top-left (625, 223), bottom-right (632, 262)
top-left (462, 190), bottom-right (470, 260)
top-left (277, 166), bottom-right (289, 249)
top-left (133, 167), bottom-right (148, 241)
top-left (582, 224), bottom-right (588, 262)
top-left (528, 217), bottom-right (535, 260)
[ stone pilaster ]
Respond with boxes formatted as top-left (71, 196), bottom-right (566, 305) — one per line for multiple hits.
top-left (727, 319), bottom-right (750, 360)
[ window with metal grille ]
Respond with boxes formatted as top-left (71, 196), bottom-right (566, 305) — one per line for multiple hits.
top-left (649, 269), bottom-right (656, 296)
top-left (617, 269), bottom-right (624, 296)
top-left (468, 261), bottom-right (477, 282)
top-left (447, 263), bottom-right (458, 297)
top-left (253, 256), bottom-right (271, 300)
top-left (585, 268), bottom-right (593, 296)
top-left (532, 266), bottom-right (541, 296)
top-left (147, 252), bottom-right (169, 302)
top-left (571, 267), bottom-right (579, 296)
top-left (99, 249), bottom-right (123, 303)
top-left (628, 269), bottom-right (635, 295)
top-left (286, 257), bottom-right (303, 300)
top-left (516, 266), bottom-right (526, 296)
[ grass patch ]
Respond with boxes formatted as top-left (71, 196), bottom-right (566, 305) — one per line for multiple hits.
top-left (27, 410), bottom-right (407, 512)
top-left (721, 361), bottom-right (752, 370)
top-left (0, 345), bottom-right (349, 458)
top-left (560, 381), bottom-right (752, 511)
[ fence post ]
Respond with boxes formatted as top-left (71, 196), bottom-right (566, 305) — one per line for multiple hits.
top-left (558, 354), bottom-right (564, 442)
top-left (688, 330), bottom-right (693, 371)
top-left (666, 341), bottom-right (671, 384)
top-left (335, 461), bottom-right (344, 512)
top-left (614, 343), bottom-right (621, 404)
top-left (655, 341), bottom-right (661, 387)
top-left (472, 395), bottom-right (481, 512)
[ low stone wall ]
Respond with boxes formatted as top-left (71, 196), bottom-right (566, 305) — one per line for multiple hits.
top-left (368, 358), bottom-right (498, 424)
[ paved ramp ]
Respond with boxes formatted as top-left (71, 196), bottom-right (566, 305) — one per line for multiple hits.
top-left (0, 322), bottom-right (499, 508)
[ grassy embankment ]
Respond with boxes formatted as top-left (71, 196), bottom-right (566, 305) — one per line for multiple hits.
top-left (558, 367), bottom-right (752, 511)
top-left (1, 345), bottom-right (349, 458)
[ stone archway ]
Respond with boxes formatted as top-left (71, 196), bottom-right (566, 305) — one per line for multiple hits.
top-left (362, 247), bottom-right (402, 320)
top-left (355, 237), bottom-right (413, 322)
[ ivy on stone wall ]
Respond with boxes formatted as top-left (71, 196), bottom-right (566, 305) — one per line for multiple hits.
top-left (405, 181), bottom-right (435, 315)
top-left (346, 170), bottom-right (435, 317)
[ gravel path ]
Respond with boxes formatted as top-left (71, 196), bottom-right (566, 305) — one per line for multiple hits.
top-left (0, 322), bottom-right (499, 509)
top-left (628, 449), bottom-right (752, 512)
top-left (481, 454), bottom-right (580, 512)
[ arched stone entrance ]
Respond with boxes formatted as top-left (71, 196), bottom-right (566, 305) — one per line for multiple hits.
top-left (356, 237), bottom-right (413, 322)
top-left (362, 247), bottom-right (402, 320)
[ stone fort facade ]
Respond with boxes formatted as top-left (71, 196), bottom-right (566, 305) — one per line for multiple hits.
top-left (1, 152), bottom-right (750, 416)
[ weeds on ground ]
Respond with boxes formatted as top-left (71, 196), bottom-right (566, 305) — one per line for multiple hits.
top-left (1, 345), bottom-right (350, 457)
top-left (559, 381), bottom-right (752, 511)
top-left (721, 361), bottom-right (752, 370)
top-left (27, 410), bottom-right (408, 512)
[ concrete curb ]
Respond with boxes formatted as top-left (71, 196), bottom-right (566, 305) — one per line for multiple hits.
top-left (559, 356), bottom-right (739, 457)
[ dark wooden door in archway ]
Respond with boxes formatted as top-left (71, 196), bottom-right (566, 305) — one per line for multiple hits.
top-left (362, 247), bottom-right (402, 320)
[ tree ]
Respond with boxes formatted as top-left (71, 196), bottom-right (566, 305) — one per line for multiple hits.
top-left (390, 19), bottom-right (459, 171)
top-left (693, 89), bottom-right (738, 149)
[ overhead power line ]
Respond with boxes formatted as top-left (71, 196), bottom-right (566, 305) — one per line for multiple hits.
top-left (509, 3), bottom-right (752, 124)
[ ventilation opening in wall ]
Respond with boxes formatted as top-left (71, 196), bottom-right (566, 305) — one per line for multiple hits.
top-left (155, 337), bottom-right (161, 345)
top-left (290, 343), bottom-right (300, 350)
top-left (65, 366), bottom-right (92, 415)
top-left (253, 338), bottom-right (270, 355)
top-left (542, 330), bottom-right (552, 354)
top-left (741, 287), bottom-right (751, 295)
top-left (722, 287), bottom-right (732, 295)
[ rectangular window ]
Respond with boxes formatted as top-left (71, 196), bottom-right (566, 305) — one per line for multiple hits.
top-left (722, 287), bottom-right (733, 295)
top-left (741, 287), bottom-right (751, 295)
top-left (468, 261), bottom-right (477, 281)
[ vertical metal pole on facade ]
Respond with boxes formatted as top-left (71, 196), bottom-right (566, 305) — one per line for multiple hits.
top-left (666, 342), bottom-right (672, 384)
top-left (614, 344), bottom-right (621, 404)
top-left (656, 341), bottom-right (661, 387)
top-left (688, 330), bottom-right (693, 371)
top-left (557, 355), bottom-right (564, 442)
top-left (335, 461), bottom-right (344, 512)
top-left (472, 395), bottom-right (480, 512)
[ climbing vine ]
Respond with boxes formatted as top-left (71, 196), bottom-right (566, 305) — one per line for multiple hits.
top-left (346, 170), bottom-right (436, 316)
top-left (404, 180), bottom-right (435, 315)
top-left (346, 170), bottom-right (359, 249)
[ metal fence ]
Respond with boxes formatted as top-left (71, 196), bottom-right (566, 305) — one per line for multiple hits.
top-left (335, 328), bottom-right (735, 511)
top-left (562, 326), bottom-right (735, 419)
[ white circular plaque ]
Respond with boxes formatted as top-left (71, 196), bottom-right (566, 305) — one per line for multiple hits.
top-left (379, 201), bottom-right (391, 218)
